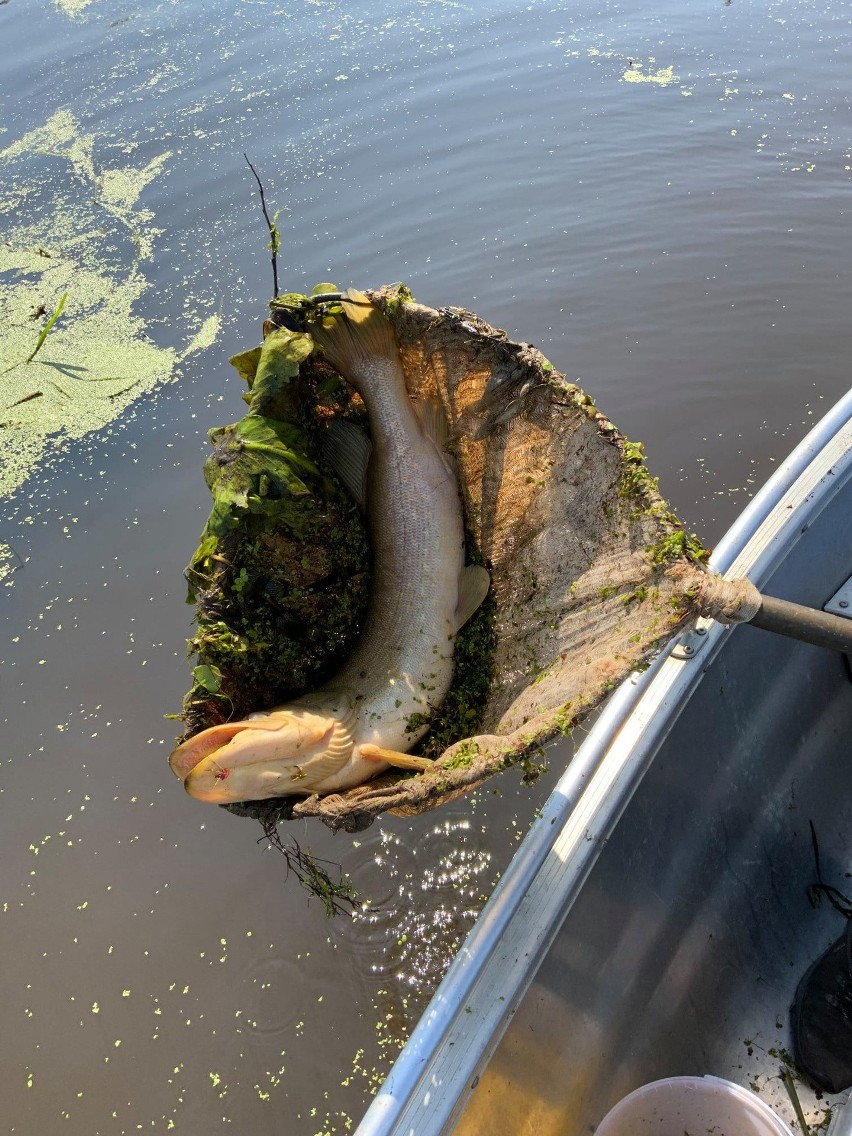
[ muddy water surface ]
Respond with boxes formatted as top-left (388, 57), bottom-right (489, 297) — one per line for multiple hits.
top-left (1, 0), bottom-right (851, 1132)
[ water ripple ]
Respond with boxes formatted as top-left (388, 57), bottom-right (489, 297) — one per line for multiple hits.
top-left (337, 815), bottom-right (493, 998)
top-left (236, 952), bottom-right (311, 1042)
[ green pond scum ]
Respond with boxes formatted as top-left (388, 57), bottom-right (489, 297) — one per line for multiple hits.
top-left (0, 108), bottom-right (220, 581)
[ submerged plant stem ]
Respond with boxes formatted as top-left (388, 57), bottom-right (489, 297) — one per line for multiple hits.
top-left (260, 825), bottom-right (361, 918)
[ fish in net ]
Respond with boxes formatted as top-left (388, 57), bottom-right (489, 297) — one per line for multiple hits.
top-left (175, 283), bottom-right (714, 835)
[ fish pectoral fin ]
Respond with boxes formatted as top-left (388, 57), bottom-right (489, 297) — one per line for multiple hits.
top-left (456, 563), bottom-right (491, 630)
top-left (359, 744), bottom-right (435, 772)
top-left (294, 748), bottom-right (354, 787)
top-left (321, 418), bottom-right (372, 510)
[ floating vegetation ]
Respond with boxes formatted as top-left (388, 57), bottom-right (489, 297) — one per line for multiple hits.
top-left (622, 61), bottom-right (678, 87)
top-left (51, 0), bottom-right (96, 16)
top-left (179, 316), bottom-right (370, 742)
top-left (26, 292), bottom-right (67, 364)
top-left (0, 543), bottom-right (15, 585)
top-left (0, 109), bottom-right (220, 509)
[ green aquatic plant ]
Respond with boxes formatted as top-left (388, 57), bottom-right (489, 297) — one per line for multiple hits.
top-left (647, 528), bottom-right (709, 567)
top-left (181, 322), bottom-right (371, 740)
top-left (619, 439), bottom-right (661, 501)
top-left (244, 154), bottom-right (281, 299)
top-left (27, 292), bottom-right (67, 363)
top-left (0, 108), bottom-right (219, 504)
top-left (519, 748), bottom-right (549, 786)
top-left (261, 828), bottom-right (361, 918)
top-left (382, 282), bottom-right (415, 316)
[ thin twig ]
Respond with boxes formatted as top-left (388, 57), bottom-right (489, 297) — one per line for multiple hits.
top-left (244, 154), bottom-right (280, 299)
top-left (8, 391), bottom-right (43, 408)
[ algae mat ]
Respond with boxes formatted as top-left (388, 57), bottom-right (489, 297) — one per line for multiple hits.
top-left (0, 109), bottom-right (219, 578)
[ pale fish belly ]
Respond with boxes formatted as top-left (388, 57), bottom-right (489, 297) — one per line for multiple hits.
top-left (313, 382), bottom-right (466, 791)
top-left (329, 427), bottom-right (468, 763)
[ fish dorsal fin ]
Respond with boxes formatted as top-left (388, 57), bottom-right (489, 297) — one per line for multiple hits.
top-left (456, 564), bottom-right (490, 630)
top-left (321, 419), bottom-right (372, 510)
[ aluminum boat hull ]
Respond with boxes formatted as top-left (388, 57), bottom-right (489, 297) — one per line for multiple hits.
top-left (358, 385), bottom-right (852, 1136)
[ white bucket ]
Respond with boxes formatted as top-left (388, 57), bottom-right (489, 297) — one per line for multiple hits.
top-left (594, 1075), bottom-right (795, 1136)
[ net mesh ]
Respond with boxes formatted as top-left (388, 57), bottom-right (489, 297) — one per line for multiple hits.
top-left (179, 285), bottom-right (709, 832)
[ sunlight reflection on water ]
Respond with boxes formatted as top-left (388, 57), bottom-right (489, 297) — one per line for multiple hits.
top-left (1, 0), bottom-right (850, 1130)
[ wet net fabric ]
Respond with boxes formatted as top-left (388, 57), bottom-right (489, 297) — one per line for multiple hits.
top-left (183, 286), bottom-right (709, 831)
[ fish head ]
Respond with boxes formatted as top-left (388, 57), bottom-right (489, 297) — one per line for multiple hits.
top-left (168, 706), bottom-right (340, 804)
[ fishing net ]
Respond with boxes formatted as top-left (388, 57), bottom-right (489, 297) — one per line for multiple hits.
top-left (179, 283), bottom-right (711, 833)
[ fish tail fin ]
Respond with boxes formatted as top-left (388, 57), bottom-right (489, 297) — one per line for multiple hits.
top-left (312, 288), bottom-right (399, 372)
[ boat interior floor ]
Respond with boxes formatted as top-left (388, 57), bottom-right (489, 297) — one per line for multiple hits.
top-left (455, 487), bottom-right (852, 1135)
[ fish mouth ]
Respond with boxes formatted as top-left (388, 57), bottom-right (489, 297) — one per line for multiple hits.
top-left (168, 718), bottom-right (290, 783)
top-left (169, 712), bottom-right (342, 805)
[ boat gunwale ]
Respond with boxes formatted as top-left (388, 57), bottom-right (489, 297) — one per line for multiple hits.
top-left (356, 384), bottom-right (852, 1136)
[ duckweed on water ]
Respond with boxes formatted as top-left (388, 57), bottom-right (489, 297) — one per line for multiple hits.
top-left (0, 109), bottom-right (220, 508)
top-left (622, 62), bottom-right (678, 87)
top-left (51, 0), bottom-right (96, 16)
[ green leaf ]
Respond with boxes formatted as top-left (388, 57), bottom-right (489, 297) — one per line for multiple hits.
top-left (192, 664), bottom-right (222, 693)
top-left (249, 328), bottom-right (314, 412)
top-left (229, 346), bottom-right (263, 385)
top-left (27, 292), bottom-right (68, 364)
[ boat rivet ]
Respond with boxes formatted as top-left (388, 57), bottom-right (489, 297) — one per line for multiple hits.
top-left (696, 626), bottom-right (707, 636)
top-left (840, 600), bottom-right (849, 609)
top-left (682, 644), bottom-right (695, 656)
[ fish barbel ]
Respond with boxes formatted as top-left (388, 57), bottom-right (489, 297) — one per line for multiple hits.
top-left (169, 289), bottom-right (489, 803)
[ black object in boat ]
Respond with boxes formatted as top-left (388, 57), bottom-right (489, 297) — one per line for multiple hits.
top-left (793, 918), bottom-right (852, 1094)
